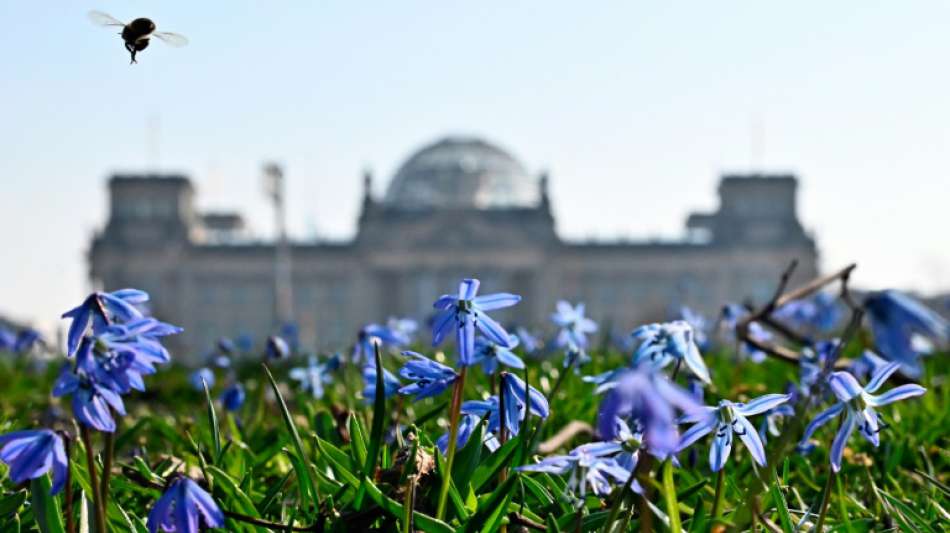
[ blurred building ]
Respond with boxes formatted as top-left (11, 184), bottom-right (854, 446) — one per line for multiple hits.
top-left (89, 136), bottom-right (818, 360)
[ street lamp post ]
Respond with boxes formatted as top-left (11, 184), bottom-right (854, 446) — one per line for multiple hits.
top-left (264, 162), bottom-right (294, 329)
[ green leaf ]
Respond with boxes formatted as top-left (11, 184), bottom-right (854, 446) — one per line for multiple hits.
top-left (451, 420), bottom-right (485, 490)
top-left (880, 492), bottom-right (937, 533)
top-left (361, 476), bottom-right (453, 533)
top-left (202, 378), bottom-right (222, 462)
top-left (0, 490), bottom-right (27, 516)
top-left (364, 344), bottom-right (387, 477)
top-left (207, 465), bottom-right (267, 533)
top-left (348, 414), bottom-right (368, 468)
top-left (313, 435), bottom-right (360, 485)
top-left (767, 467), bottom-right (794, 533)
top-left (469, 434), bottom-right (521, 492)
top-left (30, 474), bottom-right (65, 533)
top-left (462, 474), bottom-right (518, 533)
top-left (661, 459), bottom-right (682, 533)
top-left (263, 364), bottom-right (319, 507)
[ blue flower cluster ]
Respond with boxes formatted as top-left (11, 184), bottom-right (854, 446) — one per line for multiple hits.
top-left (0, 289), bottom-right (225, 533)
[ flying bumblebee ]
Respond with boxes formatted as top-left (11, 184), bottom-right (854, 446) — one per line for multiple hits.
top-left (88, 11), bottom-right (188, 64)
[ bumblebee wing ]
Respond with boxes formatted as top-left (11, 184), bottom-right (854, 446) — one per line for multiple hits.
top-left (153, 32), bottom-right (189, 47)
top-left (88, 10), bottom-right (125, 27)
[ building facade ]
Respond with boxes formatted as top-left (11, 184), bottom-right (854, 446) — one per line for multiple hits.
top-left (89, 136), bottom-right (818, 361)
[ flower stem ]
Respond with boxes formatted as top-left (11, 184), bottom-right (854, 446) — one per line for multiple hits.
top-left (99, 416), bottom-right (116, 516)
top-left (402, 475), bottom-right (416, 533)
top-left (711, 468), bottom-right (726, 521)
top-left (498, 375), bottom-right (508, 533)
top-left (662, 459), bottom-right (682, 533)
top-left (814, 468), bottom-right (837, 532)
top-left (603, 470), bottom-right (636, 533)
top-left (79, 426), bottom-right (106, 533)
top-left (435, 366), bottom-right (467, 521)
top-left (62, 436), bottom-right (75, 533)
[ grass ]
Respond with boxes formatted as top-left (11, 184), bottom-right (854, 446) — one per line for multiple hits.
top-left (0, 341), bottom-right (946, 532)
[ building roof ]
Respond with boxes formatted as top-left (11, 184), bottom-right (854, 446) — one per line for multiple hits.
top-left (383, 136), bottom-right (539, 209)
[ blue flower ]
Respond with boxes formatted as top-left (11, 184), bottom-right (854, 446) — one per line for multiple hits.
top-left (500, 372), bottom-right (549, 437)
top-left (14, 328), bottom-right (43, 354)
top-left (758, 401), bottom-right (795, 445)
top-left (799, 340), bottom-right (841, 394)
top-left (774, 293), bottom-right (842, 334)
top-left (676, 393), bottom-right (790, 471)
top-left (678, 306), bottom-right (709, 351)
top-left (0, 429), bottom-right (68, 494)
top-left (352, 323), bottom-right (410, 363)
top-left (397, 351), bottom-right (458, 400)
top-left (266, 335), bottom-right (290, 360)
top-left (719, 304), bottom-right (771, 362)
top-left (438, 397), bottom-right (504, 453)
top-left (362, 364), bottom-right (402, 403)
top-left (219, 383), bottom-right (245, 412)
top-left (105, 317), bottom-right (182, 366)
top-left (280, 322), bottom-right (300, 352)
top-left (863, 290), bottom-right (948, 378)
top-left (517, 442), bottom-right (631, 498)
top-left (799, 363), bottom-right (926, 472)
top-left (812, 292), bottom-right (843, 332)
top-left (52, 361), bottom-right (127, 432)
top-left (596, 369), bottom-right (701, 459)
top-left (62, 289), bottom-right (149, 357)
top-left (235, 333), bottom-right (254, 353)
top-left (217, 337), bottom-right (236, 355)
top-left (563, 344), bottom-right (591, 372)
top-left (188, 367), bottom-right (215, 391)
top-left (436, 413), bottom-right (500, 455)
top-left (550, 301), bottom-right (598, 349)
top-left (290, 356), bottom-right (336, 399)
top-left (632, 320), bottom-right (711, 383)
top-left (471, 335), bottom-right (524, 375)
top-left (0, 327), bottom-right (15, 351)
top-left (515, 327), bottom-right (541, 354)
top-left (147, 475), bottom-right (224, 533)
top-left (848, 350), bottom-right (889, 382)
top-left (431, 279), bottom-right (521, 366)
top-left (387, 317), bottom-right (418, 340)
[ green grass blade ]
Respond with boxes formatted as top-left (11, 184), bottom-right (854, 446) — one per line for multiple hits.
top-left (202, 378), bottom-right (222, 462)
top-left (768, 467), bottom-right (794, 532)
top-left (30, 475), bottom-right (65, 533)
top-left (364, 343), bottom-right (387, 477)
top-left (362, 476), bottom-right (453, 533)
top-left (662, 459), bottom-right (682, 533)
top-left (470, 434), bottom-right (521, 491)
top-left (262, 363), bottom-right (319, 506)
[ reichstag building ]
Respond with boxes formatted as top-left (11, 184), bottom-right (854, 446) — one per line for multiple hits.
top-left (89, 136), bottom-right (818, 359)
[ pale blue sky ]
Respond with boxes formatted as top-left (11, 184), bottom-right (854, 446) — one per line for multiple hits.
top-left (2, 1), bottom-right (948, 332)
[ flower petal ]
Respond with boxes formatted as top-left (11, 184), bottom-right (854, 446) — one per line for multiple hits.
top-left (864, 362), bottom-right (903, 393)
top-left (458, 279), bottom-right (480, 300)
top-left (683, 344), bottom-right (711, 384)
top-left (473, 292), bottom-right (521, 311)
top-left (495, 349), bottom-right (525, 369)
top-left (799, 403), bottom-right (844, 445)
top-left (734, 394), bottom-right (790, 417)
top-left (830, 410), bottom-right (855, 472)
top-left (676, 417), bottom-right (716, 452)
top-left (734, 415), bottom-right (767, 466)
top-left (866, 384), bottom-right (926, 406)
top-left (431, 310), bottom-right (454, 347)
top-left (709, 423), bottom-right (732, 472)
top-left (828, 371), bottom-right (864, 402)
top-left (474, 312), bottom-right (512, 346)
